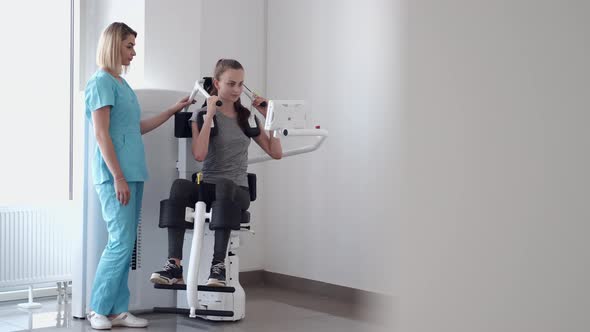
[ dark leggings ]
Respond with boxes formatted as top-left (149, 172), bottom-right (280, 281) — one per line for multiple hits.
top-left (168, 227), bottom-right (230, 263)
top-left (166, 179), bottom-right (245, 264)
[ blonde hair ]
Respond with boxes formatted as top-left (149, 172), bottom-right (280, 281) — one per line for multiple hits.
top-left (96, 22), bottom-right (137, 75)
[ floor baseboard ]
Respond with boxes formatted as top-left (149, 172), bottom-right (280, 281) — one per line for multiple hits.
top-left (240, 270), bottom-right (395, 325)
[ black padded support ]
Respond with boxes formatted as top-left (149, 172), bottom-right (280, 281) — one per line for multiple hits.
top-left (153, 307), bottom-right (234, 317)
top-left (246, 116), bottom-right (262, 138)
top-left (159, 199), bottom-right (194, 229)
top-left (154, 283), bottom-right (236, 293)
top-left (210, 200), bottom-right (242, 231)
top-left (196, 110), bottom-right (218, 137)
top-left (247, 173), bottom-right (257, 201)
top-left (174, 112), bottom-right (193, 138)
top-left (242, 210), bottom-right (250, 224)
top-left (244, 126), bottom-right (260, 138)
top-left (174, 111), bottom-right (220, 138)
top-left (158, 180), bottom-right (217, 229)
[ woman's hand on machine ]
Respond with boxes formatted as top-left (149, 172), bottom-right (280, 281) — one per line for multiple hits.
top-left (252, 95), bottom-right (268, 116)
top-left (206, 96), bottom-right (220, 116)
top-left (168, 96), bottom-right (195, 116)
top-left (114, 177), bottom-right (131, 206)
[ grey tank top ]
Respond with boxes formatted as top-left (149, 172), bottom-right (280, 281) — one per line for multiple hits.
top-left (190, 107), bottom-right (250, 187)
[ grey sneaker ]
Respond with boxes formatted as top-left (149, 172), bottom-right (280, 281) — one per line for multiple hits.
top-left (206, 262), bottom-right (226, 286)
top-left (150, 259), bottom-right (184, 285)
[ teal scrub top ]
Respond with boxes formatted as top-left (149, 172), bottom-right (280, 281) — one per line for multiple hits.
top-left (85, 69), bottom-right (148, 185)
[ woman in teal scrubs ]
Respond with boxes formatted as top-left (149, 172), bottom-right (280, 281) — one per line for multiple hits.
top-left (84, 22), bottom-right (192, 330)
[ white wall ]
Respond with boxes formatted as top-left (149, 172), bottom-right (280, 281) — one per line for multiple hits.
top-left (200, 0), bottom-right (266, 92)
top-left (0, 0), bottom-right (71, 204)
top-left (264, 0), bottom-right (399, 295)
top-left (144, 0), bottom-right (201, 91)
top-left (399, 1), bottom-right (590, 331)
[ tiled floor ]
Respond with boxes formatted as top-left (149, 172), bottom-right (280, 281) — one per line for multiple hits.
top-left (0, 286), bottom-right (390, 332)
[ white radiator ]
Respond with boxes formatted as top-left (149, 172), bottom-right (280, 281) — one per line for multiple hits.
top-left (0, 206), bottom-right (74, 289)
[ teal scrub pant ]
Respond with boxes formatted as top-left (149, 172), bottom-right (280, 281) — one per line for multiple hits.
top-left (90, 181), bottom-right (144, 315)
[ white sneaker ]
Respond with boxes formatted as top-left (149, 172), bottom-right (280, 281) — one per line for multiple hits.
top-left (87, 311), bottom-right (112, 330)
top-left (111, 312), bottom-right (149, 328)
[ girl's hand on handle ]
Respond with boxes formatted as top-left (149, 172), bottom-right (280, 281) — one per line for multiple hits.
top-left (115, 178), bottom-right (131, 206)
top-left (207, 96), bottom-right (220, 116)
top-left (252, 95), bottom-right (268, 116)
